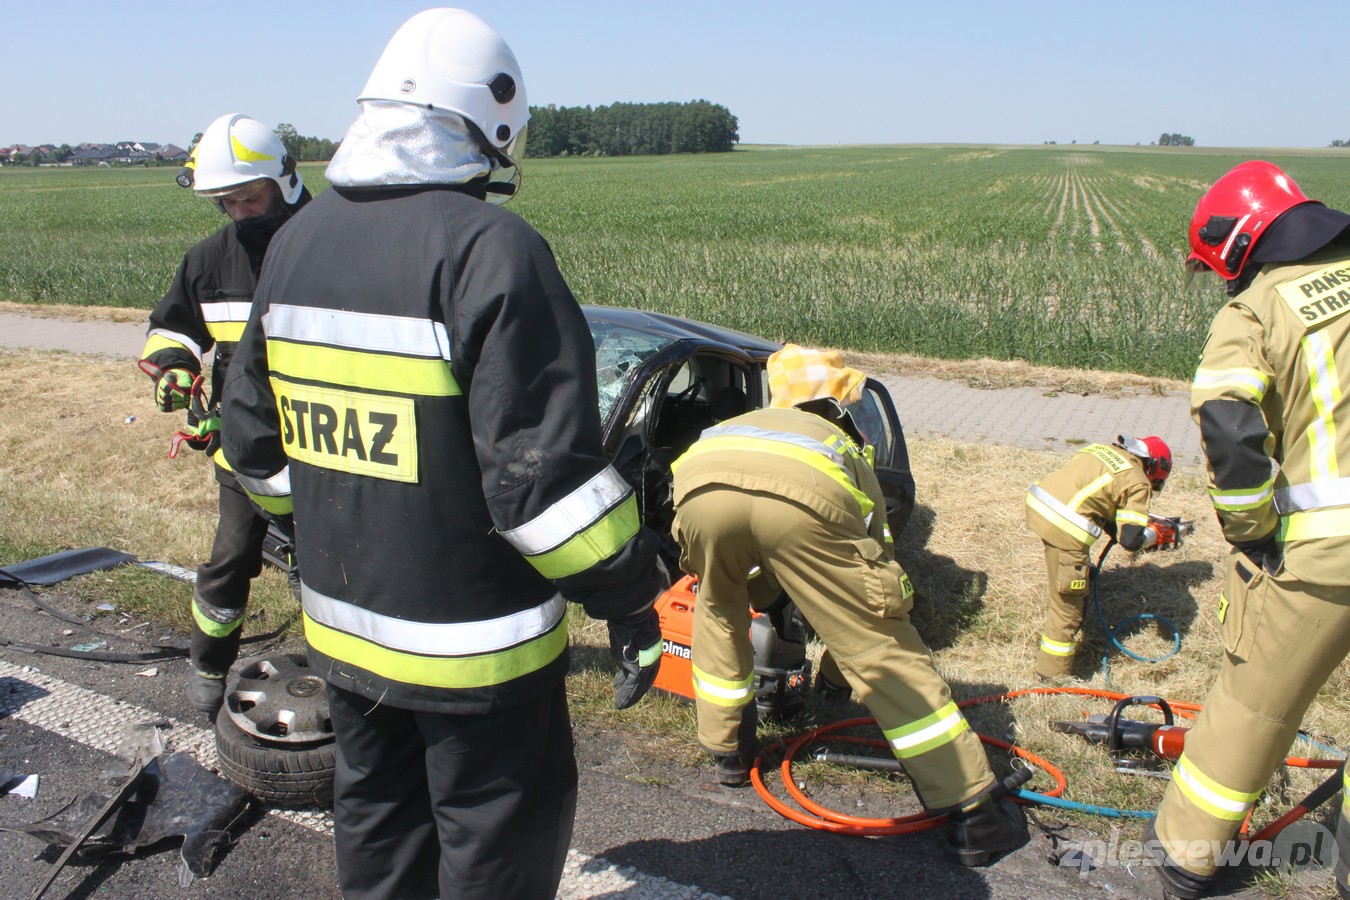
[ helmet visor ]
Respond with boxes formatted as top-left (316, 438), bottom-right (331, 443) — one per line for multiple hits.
top-left (197, 177), bottom-right (271, 201)
top-left (1183, 257), bottom-right (1212, 289)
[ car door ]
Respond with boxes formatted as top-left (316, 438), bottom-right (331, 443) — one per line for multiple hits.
top-left (849, 378), bottom-right (916, 537)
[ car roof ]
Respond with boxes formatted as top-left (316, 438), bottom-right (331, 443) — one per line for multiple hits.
top-left (583, 305), bottom-right (783, 359)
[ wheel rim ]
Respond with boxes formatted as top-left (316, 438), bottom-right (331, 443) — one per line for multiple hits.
top-left (223, 654), bottom-right (333, 744)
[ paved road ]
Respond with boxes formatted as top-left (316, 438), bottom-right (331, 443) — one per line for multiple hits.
top-left (2, 312), bottom-right (1270, 899)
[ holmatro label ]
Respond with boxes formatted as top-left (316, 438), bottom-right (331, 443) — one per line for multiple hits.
top-left (272, 380), bottom-right (418, 483)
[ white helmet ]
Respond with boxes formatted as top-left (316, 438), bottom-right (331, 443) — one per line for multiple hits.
top-left (190, 113), bottom-right (303, 205)
top-left (358, 9), bottom-right (529, 180)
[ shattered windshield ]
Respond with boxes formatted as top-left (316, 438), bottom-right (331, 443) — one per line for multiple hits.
top-left (591, 322), bottom-right (675, 425)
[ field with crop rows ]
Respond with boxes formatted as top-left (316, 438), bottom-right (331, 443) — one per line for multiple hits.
top-left (2, 146), bottom-right (1347, 377)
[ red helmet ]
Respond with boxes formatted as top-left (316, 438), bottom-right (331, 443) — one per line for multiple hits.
top-left (1141, 435), bottom-right (1172, 492)
top-left (1187, 161), bottom-right (1311, 281)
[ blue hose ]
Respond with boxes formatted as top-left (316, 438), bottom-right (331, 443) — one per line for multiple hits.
top-left (1091, 540), bottom-right (1181, 685)
top-left (1015, 789), bottom-right (1155, 818)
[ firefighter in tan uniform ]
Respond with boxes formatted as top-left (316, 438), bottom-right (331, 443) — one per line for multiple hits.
top-left (1142, 161), bottom-right (1350, 900)
top-left (1026, 435), bottom-right (1173, 679)
top-left (671, 346), bottom-right (1028, 867)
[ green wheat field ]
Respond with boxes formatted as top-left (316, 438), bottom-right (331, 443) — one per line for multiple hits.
top-left (3, 145), bottom-right (1347, 378)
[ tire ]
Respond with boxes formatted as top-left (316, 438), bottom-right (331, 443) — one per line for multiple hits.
top-left (213, 653), bottom-right (336, 808)
top-left (215, 712), bottom-right (335, 808)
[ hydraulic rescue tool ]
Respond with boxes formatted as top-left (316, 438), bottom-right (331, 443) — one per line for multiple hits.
top-left (137, 360), bottom-right (221, 459)
top-left (1051, 695), bottom-right (1188, 771)
top-left (1146, 514), bottom-right (1194, 551)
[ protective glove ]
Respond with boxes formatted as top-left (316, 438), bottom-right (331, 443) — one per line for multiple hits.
top-left (170, 406), bottom-right (221, 457)
top-left (608, 606), bottom-right (663, 710)
top-left (154, 368), bottom-right (196, 412)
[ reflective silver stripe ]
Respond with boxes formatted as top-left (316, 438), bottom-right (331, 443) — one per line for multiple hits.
top-left (700, 423), bottom-right (847, 466)
top-left (500, 466), bottom-right (633, 556)
top-left (233, 467), bottom-right (291, 498)
top-left (302, 584), bottom-right (567, 656)
top-left (200, 300), bottom-right (253, 324)
top-left (264, 304), bottom-right (452, 361)
top-left (1217, 214), bottom-right (1251, 270)
top-left (1029, 484), bottom-right (1104, 538)
top-left (1275, 477), bottom-right (1350, 514)
top-left (146, 327), bottom-right (204, 364)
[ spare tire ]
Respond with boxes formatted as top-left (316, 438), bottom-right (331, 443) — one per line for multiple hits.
top-left (214, 653), bottom-right (336, 808)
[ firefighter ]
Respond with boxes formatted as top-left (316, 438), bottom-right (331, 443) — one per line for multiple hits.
top-left (1025, 435), bottom-right (1173, 680)
top-left (220, 10), bottom-right (665, 899)
top-left (671, 345), bottom-right (1028, 867)
top-left (1143, 162), bottom-right (1350, 899)
top-left (139, 113), bottom-right (310, 718)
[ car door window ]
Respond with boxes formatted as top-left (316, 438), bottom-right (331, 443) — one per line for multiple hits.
top-left (850, 387), bottom-right (894, 464)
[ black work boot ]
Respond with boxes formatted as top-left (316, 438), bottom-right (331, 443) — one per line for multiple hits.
top-left (813, 672), bottom-right (851, 705)
top-left (945, 796), bottom-right (1028, 866)
top-left (944, 769), bottom-right (1031, 866)
top-left (1142, 819), bottom-right (1214, 899)
top-left (711, 702), bottom-right (759, 787)
top-left (187, 670), bottom-right (226, 719)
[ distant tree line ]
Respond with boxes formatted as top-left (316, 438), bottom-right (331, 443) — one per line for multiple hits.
top-left (1331, 139), bottom-right (1350, 147)
top-left (1157, 133), bottom-right (1195, 147)
top-left (272, 124), bottom-right (339, 162)
top-left (525, 100), bottom-right (739, 157)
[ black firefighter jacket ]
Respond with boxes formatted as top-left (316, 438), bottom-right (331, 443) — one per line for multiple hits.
top-left (221, 184), bottom-right (665, 713)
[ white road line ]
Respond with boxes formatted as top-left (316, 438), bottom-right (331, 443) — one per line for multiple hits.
top-left (0, 659), bottom-right (727, 899)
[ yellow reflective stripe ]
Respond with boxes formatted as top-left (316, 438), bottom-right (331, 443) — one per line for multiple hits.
top-left (302, 609), bottom-right (567, 690)
top-left (1173, 754), bottom-right (1260, 822)
top-left (502, 467), bottom-right (633, 556)
top-left (192, 601), bottom-right (243, 639)
top-left (266, 340), bottom-right (462, 397)
top-left (231, 132), bottom-right (276, 163)
top-left (206, 320), bottom-right (246, 343)
top-left (243, 488), bottom-right (293, 515)
top-left (1026, 491), bottom-right (1096, 545)
top-left (691, 663), bottom-right (754, 707)
top-left (141, 331), bottom-right (197, 361)
top-left (1302, 331), bottom-right (1341, 482)
top-left (682, 434), bottom-right (874, 519)
top-left (1116, 509), bottom-right (1149, 528)
top-left (883, 700), bottom-right (970, 759)
top-left (1210, 480), bottom-right (1274, 512)
top-left (1068, 474), bottom-right (1113, 512)
top-left (1193, 367), bottom-right (1270, 402)
top-left (525, 494), bottom-right (640, 579)
top-left (1040, 635), bottom-right (1076, 657)
top-left (1279, 507), bottom-right (1350, 542)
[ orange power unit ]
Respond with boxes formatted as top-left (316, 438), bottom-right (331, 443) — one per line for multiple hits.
top-left (653, 575), bottom-right (698, 700)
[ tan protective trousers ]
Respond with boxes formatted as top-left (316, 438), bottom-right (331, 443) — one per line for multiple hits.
top-left (1037, 540), bottom-right (1092, 677)
top-left (1152, 549), bottom-right (1350, 877)
top-left (673, 486), bottom-right (995, 811)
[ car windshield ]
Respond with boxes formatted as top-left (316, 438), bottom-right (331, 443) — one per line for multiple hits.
top-left (592, 321), bottom-right (676, 425)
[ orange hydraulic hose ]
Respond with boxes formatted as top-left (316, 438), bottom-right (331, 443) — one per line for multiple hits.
top-left (749, 686), bottom-right (1342, 837)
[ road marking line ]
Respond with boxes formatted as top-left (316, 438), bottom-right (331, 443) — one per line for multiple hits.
top-left (0, 660), bottom-right (727, 898)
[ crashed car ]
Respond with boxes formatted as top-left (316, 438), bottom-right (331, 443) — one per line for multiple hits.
top-left (590, 305), bottom-right (916, 561)
top-left (233, 307), bottom-right (917, 802)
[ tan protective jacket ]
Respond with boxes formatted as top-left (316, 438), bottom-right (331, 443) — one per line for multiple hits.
top-left (671, 407), bottom-right (890, 552)
top-left (1191, 245), bottom-right (1350, 585)
top-left (1025, 444), bottom-right (1153, 550)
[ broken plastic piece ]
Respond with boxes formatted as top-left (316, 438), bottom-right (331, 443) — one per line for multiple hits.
top-left (0, 752), bottom-right (251, 879)
top-left (0, 548), bottom-right (136, 587)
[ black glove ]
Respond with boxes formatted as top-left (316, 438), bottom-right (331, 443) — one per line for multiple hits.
top-left (1235, 533), bottom-right (1282, 575)
top-left (608, 607), bottom-right (662, 710)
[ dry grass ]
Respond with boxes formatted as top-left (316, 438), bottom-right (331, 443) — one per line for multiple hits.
top-left (0, 299), bottom-right (147, 324)
top-left (3, 346), bottom-right (1347, 861)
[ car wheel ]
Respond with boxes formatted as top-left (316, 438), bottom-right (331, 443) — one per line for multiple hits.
top-left (214, 653), bottom-right (335, 808)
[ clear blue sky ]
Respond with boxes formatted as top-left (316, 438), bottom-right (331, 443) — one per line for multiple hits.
top-left (5, 1), bottom-right (1346, 149)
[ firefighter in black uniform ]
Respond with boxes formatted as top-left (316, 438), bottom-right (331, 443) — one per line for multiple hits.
top-left (221, 10), bottom-right (666, 899)
top-left (139, 113), bottom-right (310, 717)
